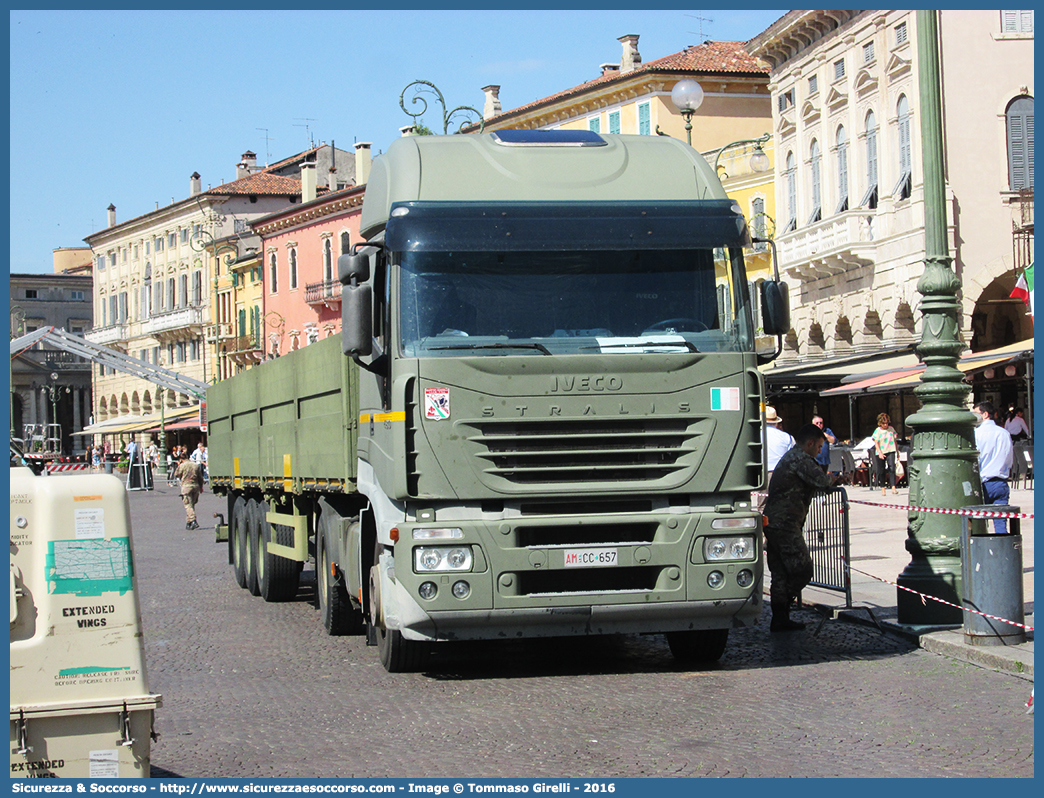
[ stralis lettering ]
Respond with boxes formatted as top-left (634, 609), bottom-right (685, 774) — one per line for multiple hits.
top-left (550, 375), bottom-right (623, 393)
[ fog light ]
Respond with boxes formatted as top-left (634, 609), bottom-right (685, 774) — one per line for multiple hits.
top-left (707, 570), bottom-right (725, 589)
top-left (418, 581), bottom-right (438, 600)
top-left (736, 569), bottom-right (754, 588)
top-left (452, 580), bottom-right (471, 599)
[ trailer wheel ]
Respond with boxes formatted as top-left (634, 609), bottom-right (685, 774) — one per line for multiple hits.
top-left (666, 629), bottom-right (729, 664)
top-left (231, 495), bottom-right (248, 589)
top-left (245, 497), bottom-right (261, 597)
top-left (370, 545), bottom-right (430, 672)
top-left (317, 508), bottom-right (363, 634)
top-left (257, 501), bottom-right (300, 603)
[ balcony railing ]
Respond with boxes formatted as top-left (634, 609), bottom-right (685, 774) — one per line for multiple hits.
top-left (143, 305), bottom-right (203, 336)
top-left (84, 323), bottom-right (128, 346)
top-left (305, 279), bottom-right (341, 306)
top-left (776, 211), bottom-right (878, 282)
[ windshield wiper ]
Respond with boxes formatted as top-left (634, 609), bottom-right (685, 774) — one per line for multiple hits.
top-left (428, 342), bottom-right (553, 356)
top-left (579, 341), bottom-right (700, 353)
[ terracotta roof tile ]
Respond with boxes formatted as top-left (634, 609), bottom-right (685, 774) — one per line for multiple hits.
top-left (480, 40), bottom-right (768, 127)
top-left (203, 170), bottom-right (304, 196)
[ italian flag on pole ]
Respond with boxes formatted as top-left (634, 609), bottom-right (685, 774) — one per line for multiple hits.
top-left (1010, 261), bottom-right (1034, 319)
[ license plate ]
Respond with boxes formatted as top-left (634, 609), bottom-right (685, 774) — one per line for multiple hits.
top-left (563, 548), bottom-right (618, 568)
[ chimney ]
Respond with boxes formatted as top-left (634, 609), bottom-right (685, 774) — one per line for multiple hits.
top-left (600, 63), bottom-right (620, 77)
top-left (107, 204), bottom-right (116, 227)
top-left (301, 160), bottom-right (317, 203)
top-left (399, 125), bottom-right (416, 137)
top-left (354, 142), bottom-right (372, 186)
top-left (190, 172), bottom-right (201, 196)
top-left (482, 85), bottom-right (502, 120)
top-left (619, 35), bottom-right (641, 73)
top-left (237, 150), bottom-right (257, 179)
top-left (328, 167), bottom-right (337, 189)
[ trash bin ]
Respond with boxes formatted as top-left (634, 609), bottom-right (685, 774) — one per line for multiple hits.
top-left (103, 460), bottom-right (114, 474)
top-left (960, 504), bottom-right (1025, 646)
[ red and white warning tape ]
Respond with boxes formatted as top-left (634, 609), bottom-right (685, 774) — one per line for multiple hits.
top-left (846, 498), bottom-right (1034, 520)
top-left (45, 462), bottom-right (90, 473)
top-left (842, 557), bottom-right (1034, 632)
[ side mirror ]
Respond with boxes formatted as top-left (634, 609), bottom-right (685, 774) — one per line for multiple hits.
top-left (760, 280), bottom-right (790, 336)
top-left (342, 284), bottom-right (373, 357)
top-left (338, 252), bottom-right (370, 285)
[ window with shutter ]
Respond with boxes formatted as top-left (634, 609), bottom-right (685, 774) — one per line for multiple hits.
top-left (894, 95), bottom-right (912, 199)
top-left (1007, 96), bottom-right (1034, 190)
top-left (836, 126), bottom-right (849, 213)
top-left (808, 140), bottom-right (822, 224)
top-left (638, 102), bottom-right (651, 135)
top-left (608, 111), bottom-right (621, 135)
top-left (785, 152), bottom-right (797, 230)
top-left (861, 111), bottom-right (879, 209)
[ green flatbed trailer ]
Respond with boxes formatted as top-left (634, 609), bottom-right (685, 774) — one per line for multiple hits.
top-left (208, 130), bottom-right (790, 672)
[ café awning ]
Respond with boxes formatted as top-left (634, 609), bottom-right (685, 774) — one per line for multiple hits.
top-left (821, 340), bottom-right (1033, 397)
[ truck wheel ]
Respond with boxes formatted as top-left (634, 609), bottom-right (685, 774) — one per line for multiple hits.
top-left (317, 509), bottom-right (363, 634)
top-left (231, 495), bottom-right (248, 589)
top-left (666, 629), bottom-right (729, 664)
top-left (258, 501), bottom-right (300, 603)
top-left (245, 498), bottom-right (261, 597)
top-left (369, 545), bottom-right (430, 672)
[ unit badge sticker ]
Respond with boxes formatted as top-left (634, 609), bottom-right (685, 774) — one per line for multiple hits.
top-left (424, 388), bottom-right (451, 421)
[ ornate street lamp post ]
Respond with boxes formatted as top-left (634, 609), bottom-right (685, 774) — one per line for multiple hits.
top-left (713, 133), bottom-right (772, 178)
top-left (400, 80), bottom-right (484, 134)
top-left (41, 372), bottom-right (70, 453)
top-left (670, 79), bottom-right (705, 146)
top-left (10, 306), bottom-right (26, 438)
top-left (896, 10), bottom-right (979, 625)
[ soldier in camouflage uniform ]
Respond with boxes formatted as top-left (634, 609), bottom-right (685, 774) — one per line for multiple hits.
top-left (763, 423), bottom-right (839, 631)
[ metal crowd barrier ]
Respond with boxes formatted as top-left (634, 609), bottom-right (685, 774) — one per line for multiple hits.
top-left (802, 486), bottom-right (852, 607)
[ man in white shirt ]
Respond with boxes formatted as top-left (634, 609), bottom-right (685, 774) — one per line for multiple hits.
top-left (974, 401), bottom-right (1013, 533)
top-left (765, 406), bottom-right (795, 474)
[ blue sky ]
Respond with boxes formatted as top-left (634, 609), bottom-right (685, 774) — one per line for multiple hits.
top-left (9, 8), bottom-right (786, 274)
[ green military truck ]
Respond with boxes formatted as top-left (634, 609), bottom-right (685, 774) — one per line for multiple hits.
top-left (207, 129), bottom-right (790, 672)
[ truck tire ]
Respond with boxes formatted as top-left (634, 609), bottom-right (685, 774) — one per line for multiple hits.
top-left (245, 497), bottom-right (261, 597)
top-left (369, 545), bottom-right (430, 672)
top-left (231, 495), bottom-right (248, 589)
top-left (317, 508), bottom-right (364, 635)
top-left (257, 501), bottom-right (300, 603)
top-left (666, 629), bottom-right (729, 664)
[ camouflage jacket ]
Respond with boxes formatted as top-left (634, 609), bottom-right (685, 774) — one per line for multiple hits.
top-left (763, 445), bottom-right (834, 534)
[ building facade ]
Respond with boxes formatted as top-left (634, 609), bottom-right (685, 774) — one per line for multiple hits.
top-left (747, 10), bottom-right (1034, 433)
top-left (83, 145), bottom-right (354, 428)
top-left (10, 270), bottom-right (94, 453)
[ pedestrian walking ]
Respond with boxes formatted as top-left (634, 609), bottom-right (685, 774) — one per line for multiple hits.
top-left (812, 415), bottom-right (836, 474)
top-left (173, 451), bottom-right (204, 530)
top-left (90, 444), bottom-right (103, 473)
top-left (871, 412), bottom-right (898, 495)
top-left (975, 400), bottom-right (1013, 534)
top-left (763, 423), bottom-right (839, 632)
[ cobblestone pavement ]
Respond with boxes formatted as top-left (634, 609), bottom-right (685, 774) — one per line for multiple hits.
top-left (129, 485), bottom-right (1034, 779)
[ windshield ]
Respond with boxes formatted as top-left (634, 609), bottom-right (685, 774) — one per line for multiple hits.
top-left (399, 248), bottom-right (755, 357)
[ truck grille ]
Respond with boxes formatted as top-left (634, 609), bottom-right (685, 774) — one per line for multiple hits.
top-left (463, 418), bottom-right (697, 485)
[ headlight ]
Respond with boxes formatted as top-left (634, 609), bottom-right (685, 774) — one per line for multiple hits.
top-left (704, 536), bottom-right (756, 561)
top-left (414, 546), bottom-right (473, 573)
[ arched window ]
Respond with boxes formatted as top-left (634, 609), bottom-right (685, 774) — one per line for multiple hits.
top-left (269, 252), bottom-right (278, 294)
top-left (894, 95), bottom-right (912, 199)
top-left (340, 231), bottom-right (351, 255)
top-left (784, 152), bottom-right (797, 232)
top-left (836, 126), bottom-right (849, 213)
top-left (808, 139), bottom-right (822, 224)
top-left (861, 110), bottom-right (878, 209)
top-left (1007, 96), bottom-right (1034, 190)
top-left (289, 249), bottom-right (298, 290)
top-left (324, 239), bottom-right (333, 283)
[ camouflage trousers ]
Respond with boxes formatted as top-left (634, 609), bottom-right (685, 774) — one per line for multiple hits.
top-left (181, 487), bottom-right (200, 523)
top-left (763, 525), bottom-right (813, 606)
